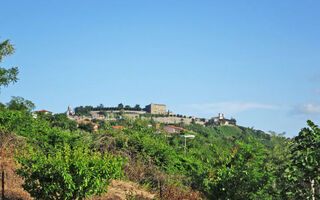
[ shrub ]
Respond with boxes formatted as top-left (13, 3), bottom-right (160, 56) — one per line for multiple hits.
top-left (16, 145), bottom-right (123, 200)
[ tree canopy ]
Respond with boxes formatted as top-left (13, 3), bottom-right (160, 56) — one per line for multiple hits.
top-left (7, 96), bottom-right (35, 112)
top-left (0, 39), bottom-right (19, 90)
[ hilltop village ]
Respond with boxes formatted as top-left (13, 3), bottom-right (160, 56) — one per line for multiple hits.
top-left (63, 103), bottom-right (236, 128)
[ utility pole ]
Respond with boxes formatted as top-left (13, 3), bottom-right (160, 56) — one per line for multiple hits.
top-left (184, 136), bottom-right (187, 156)
top-left (181, 135), bottom-right (195, 156)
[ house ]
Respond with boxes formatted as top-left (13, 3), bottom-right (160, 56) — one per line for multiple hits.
top-left (163, 125), bottom-right (191, 134)
top-left (36, 110), bottom-right (52, 115)
top-left (76, 120), bottom-right (99, 131)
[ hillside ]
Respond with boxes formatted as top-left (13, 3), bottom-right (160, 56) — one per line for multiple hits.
top-left (0, 105), bottom-right (295, 200)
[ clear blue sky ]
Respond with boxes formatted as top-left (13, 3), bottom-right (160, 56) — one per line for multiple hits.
top-left (1, 0), bottom-right (319, 137)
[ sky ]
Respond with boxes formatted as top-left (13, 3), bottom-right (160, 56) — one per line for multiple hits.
top-left (0, 0), bottom-right (319, 137)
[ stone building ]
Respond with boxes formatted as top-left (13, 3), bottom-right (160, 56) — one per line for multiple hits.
top-left (145, 104), bottom-right (166, 114)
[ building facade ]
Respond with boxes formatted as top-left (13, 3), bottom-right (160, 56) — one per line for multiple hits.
top-left (145, 104), bottom-right (166, 114)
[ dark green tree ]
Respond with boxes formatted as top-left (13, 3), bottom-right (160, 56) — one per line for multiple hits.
top-left (118, 103), bottom-right (124, 109)
top-left (74, 106), bottom-right (93, 116)
top-left (96, 103), bottom-right (104, 110)
top-left (0, 102), bottom-right (5, 110)
top-left (124, 105), bottom-right (131, 110)
top-left (134, 104), bottom-right (141, 111)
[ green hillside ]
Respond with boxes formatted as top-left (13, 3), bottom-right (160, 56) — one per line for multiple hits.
top-left (2, 103), bottom-right (309, 200)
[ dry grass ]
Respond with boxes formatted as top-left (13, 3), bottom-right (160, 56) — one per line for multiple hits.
top-left (0, 133), bottom-right (32, 200)
top-left (123, 156), bottom-right (204, 200)
top-left (89, 180), bottom-right (156, 200)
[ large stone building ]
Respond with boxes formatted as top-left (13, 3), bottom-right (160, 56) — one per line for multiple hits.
top-left (145, 103), bottom-right (166, 114)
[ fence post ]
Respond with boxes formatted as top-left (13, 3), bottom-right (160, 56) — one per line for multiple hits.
top-left (1, 170), bottom-right (4, 200)
top-left (159, 178), bottom-right (162, 199)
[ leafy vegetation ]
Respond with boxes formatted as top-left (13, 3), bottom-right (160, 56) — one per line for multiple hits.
top-left (0, 39), bottom-right (19, 90)
top-left (284, 120), bottom-right (320, 199)
top-left (16, 145), bottom-right (122, 200)
top-left (0, 103), bottom-right (123, 200)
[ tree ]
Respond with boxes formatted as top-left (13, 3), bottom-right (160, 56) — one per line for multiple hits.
top-left (118, 103), bottom-right (124, 109)
top-left (134, 104), bottom-right (141, 111)
top-left (230, 118), bottom-right (236, 125)
top-left (124, 105), bottom-right (131, 110)
top-left (0, 39), bottom-right (19, 90)
top-left (74, 106), bottom-right (92, 116)
top-left (97, 103), bottom-right (104, 110)
top-left (7, 96), bottom-right (35, 112)
top-left (284, 120), bottom-right (320, 200)
top-left (0, 102), bottom-right (5, 110)
top-left (16, 145), bottom-right (123, 200)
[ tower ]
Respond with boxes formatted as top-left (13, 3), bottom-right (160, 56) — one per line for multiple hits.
top-left (65, 106), bottom-right (75, 116)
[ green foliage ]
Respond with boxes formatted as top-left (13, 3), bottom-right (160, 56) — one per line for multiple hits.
top-left (0, 102), bottom-right (5, 110)
top-left (93, 119), bottom-right (294, 199)
top-left (36, 112), bottom-right (78, 131)
top-left (78, 122), bottom-right (94, 133)
top-left (16, 145), bottom-right (123, 200)
top-left (49, 113), bottom-right (78, 131)
top-left (284, 120), bottom-right (320, 199)
top-left (202, 138), bottom-right (273, 199)
top-left (0, 39), bottom-right (19, 90)
top-left (0, 106), bottom-right (124, 199)
top-left (7, 96), bottom-right (35, 112)
top-left (92, 118), bottom-right (106, 129)
top-left (0, 109), bottom-right (83, 150)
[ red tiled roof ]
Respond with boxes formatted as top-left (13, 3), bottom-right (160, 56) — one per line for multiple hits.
top-left (37, 110), bottom-right (52, 113)
top-left (166, 125), bottom-right (188, 131)
top-left (112, 126), bottom-right (125, 129)
top-left (164, 125), bottom-right (194, 133)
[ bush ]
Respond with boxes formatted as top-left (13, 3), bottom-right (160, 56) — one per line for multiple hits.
top-left (16, 145), bottom-right (123, 200)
